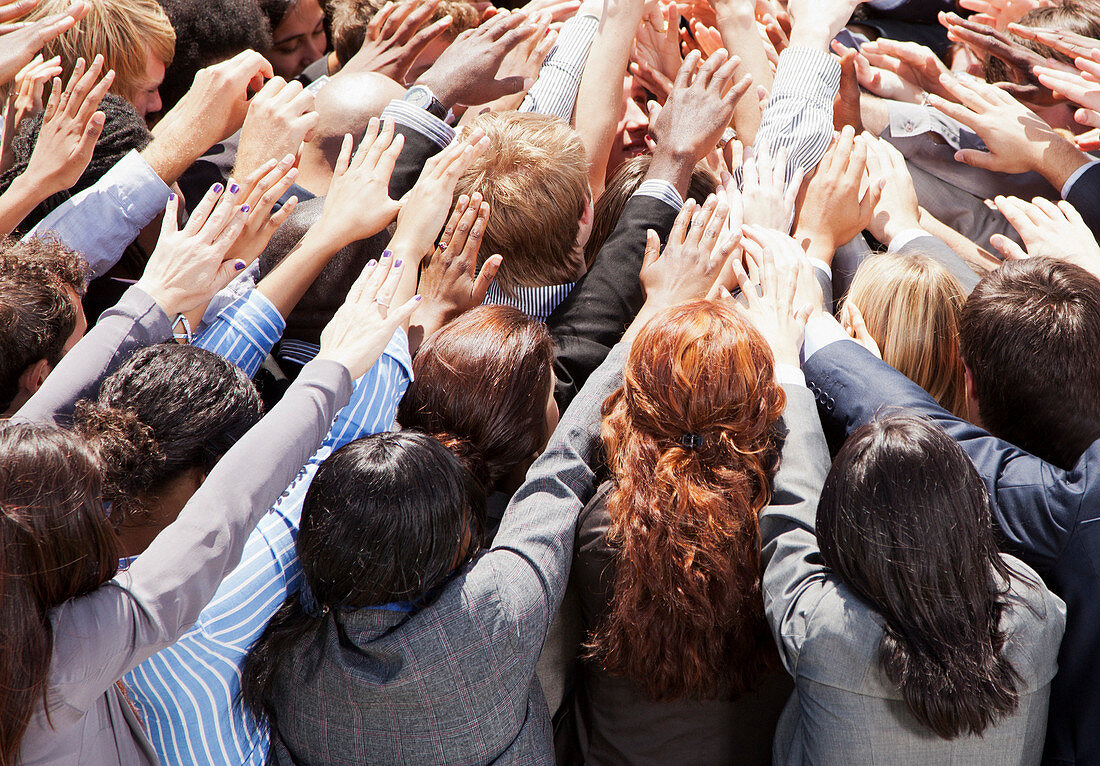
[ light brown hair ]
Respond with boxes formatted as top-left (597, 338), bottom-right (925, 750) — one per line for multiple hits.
top-left (845, 251), bottom-right (967, 417)
top-left (326, 0), bottom-right (480, 66)
top-left (456, 111), bottom-right (590, 296)
top-left (25, 0), bottom-right (176, 106)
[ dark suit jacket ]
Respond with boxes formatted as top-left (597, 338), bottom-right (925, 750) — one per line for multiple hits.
top-left (805, 338), bottom-right (1098, 766)
top-left (897, 233), bottom-right (981, 294)
top-left (547, 194), bottom-right (680, 408)
top-left (1065, 162), bottom-right (1100, 239)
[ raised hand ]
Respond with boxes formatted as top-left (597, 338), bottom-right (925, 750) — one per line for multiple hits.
top-left (725, 244), bottom-right (812, 367)
top-left (411, 192), bottom-right (503, 348)
top-left (316, 117), bottom-right (405, 250)
top-left (233, 76), bottom-right (318, 178)
top-left (135, 183), bottom-right (253, 316)
top-left (0, 0), bottom-right (87, 86)
top-left (863, 138), bottom-right (922, 246)
top-left (9, 54), bottom-right (62, 127)
top-left (856, 38), bottom-right (951, 101)
top-left (793, 126), bottom-right (882, 263)
top-left (832, 40), bottom-right (921, 104)
top-left (957, 0), bottom-right (1052, 30)
top-left (389, 128), bottom-right (492, 263)
top-left (840, 300), bottom-right (882, 357)
top-left (1008, 23), bottom-right (1100, 61)
top-left (341, 0), bottom-right (454, 81)
top-left (222, 153), bottom-right (301, 267)
top-left (414, 10), bottom-right (542, 109)
top-left (316, 253), bottom-right (421, 379)
top-left (940, 11), bottom-right (1053, 101)
top-left (632, 0), bottom-right (682, 94)
top-left (22, 54), bottom-right (113, 193)
top-left (741, 143), bottom-right (804, 232)
top-left (1035, 61), bottom-right (1100, 129)
top-left (637, 192), bottom-right (741, 312)
top-left (649, 49), bottom-right (752, 192)
top-left (989, 195), bottom-right (1100, 280)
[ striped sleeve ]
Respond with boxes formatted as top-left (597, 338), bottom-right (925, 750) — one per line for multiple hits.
top-left (192, 287), bottom-right (285, 378)
top-left (520, 13), bottom-right (600, 122)
top-left (381, 99), bottom-right (456, 148)
top-left (753, 46), bottom-right (842, 183)
top-left (633, 179), bottom-right (684, 211)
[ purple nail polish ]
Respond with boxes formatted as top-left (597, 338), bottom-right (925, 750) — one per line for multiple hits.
top-left (168, 192), bottom-right (176, 202)
top-left (394, 259), bottom-right (403, 268)
top-left (367, 259), bottom-right (377, 267)
top-left (381, 249), bottom-right (392, 258)
top-left (234, 261), bottom-right (246, 271)
top-left (241, 204), bottom-right (250, 212)
top-left (415, 295), bottom-right (422, 301)
top-left (212, 183), bottom-right (223, 194)
top-left (229, 183), bottom-right (240, 194)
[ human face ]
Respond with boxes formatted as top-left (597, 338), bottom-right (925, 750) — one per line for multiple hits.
top-left (267, 0), bottom-right (327, 80)
top-left (131, 47), bottom-right (165, 119)
top-left (606, 74), bottom-right (651, 183)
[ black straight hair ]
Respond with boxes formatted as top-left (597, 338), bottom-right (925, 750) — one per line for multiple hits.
top-left (240, 430), bottom-right (483, 727)
top-left (816, 414), bottom-right (1023, 739)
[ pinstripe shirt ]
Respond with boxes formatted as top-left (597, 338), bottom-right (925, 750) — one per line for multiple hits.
top-left (192, 287), bottom-right (285, 378)
top-left (122, 326), bottom-right (413, 766)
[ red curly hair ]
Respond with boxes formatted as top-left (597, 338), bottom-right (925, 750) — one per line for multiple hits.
top-left (587, 300), bottom-right (787, 701)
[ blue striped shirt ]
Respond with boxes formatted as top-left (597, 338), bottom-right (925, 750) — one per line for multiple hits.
top-left (192, 287), bottom-right (285, 378)
top-left (122, 327), bottom-right (413, 766)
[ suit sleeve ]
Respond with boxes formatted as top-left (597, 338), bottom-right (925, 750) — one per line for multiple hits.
top-left (1064, 161), bottom-right (1100, 238)
top-left (547, 193), bottom-right (680, 408)
top-left (804, 338), bottom-right (1089, 571)
top-left (760, 384), bottom-right (834, 673)
top-left (895, 233), bottom-right (980, 294)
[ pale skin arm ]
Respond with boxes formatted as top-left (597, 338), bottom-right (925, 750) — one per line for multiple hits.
top-left (575, 0), bottom-right (647, 199)
top-left (710, 0), bottom-right (772, 143)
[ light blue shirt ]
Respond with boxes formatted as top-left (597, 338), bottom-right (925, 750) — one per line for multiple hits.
top-left (123, 316), bottom-right (413, 765)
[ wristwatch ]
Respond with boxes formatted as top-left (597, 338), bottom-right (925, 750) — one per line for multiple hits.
top-left (403, 84), bottom-right (448, 120)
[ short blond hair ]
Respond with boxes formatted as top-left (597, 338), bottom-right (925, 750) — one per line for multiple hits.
top-left (456, 111), bottom-right (589, 295)
top-left (26, 0), bottom-right (175, 105)
top-left (845, 251), bottom-right (968, 416)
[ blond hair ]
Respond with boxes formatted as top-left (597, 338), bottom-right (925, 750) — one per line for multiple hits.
top-left (26, 0), bottom-right (175, 105)
top-left (456, 111), bottom-right (589, 296)
top-left (845, 251), bottom-right (968, 416)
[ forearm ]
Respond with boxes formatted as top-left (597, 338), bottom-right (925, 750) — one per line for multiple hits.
top-left (713, 3), bottom-right (771, 144)
top-left (916, 208), bottom-right (1000, 277)
top-left (521, 12), bottom-right (600, 122)
top-left (13, 285), bottom-right (173, 424)
top-left (0, 171), bottom-right (47, 236)
top-left (141, 125), bottom-right (211, 186)
top-left (256, 229), bottom-right (342, 317)
top-left (575, 0), bottom-right (646, 196)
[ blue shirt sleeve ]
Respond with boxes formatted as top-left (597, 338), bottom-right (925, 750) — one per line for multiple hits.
top-left (192, 287), bottom-right (286, 377)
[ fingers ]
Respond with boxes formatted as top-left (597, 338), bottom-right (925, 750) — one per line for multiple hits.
top-left (248, 154), bottom-right (299, 219)
top-left (990, 232), bottom-right (1028, 260)
top-left (472, 253), bottom-right (502, 305)
top-left (640, 228), bottom-right (662, 273)
top-left (334, 133), bottom-right (354, 177)
top-left (668, 198), bottom-right (697, 249)
top-left (159, 191), bottom-right (182, 238)
top-left (448, 191), bottom-right (484, 259)
top-left (184, 181), bottom-right (227, 235)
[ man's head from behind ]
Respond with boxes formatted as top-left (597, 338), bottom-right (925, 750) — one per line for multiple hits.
top-left (961, 257), bottom-right (1100, 469)
top-left (0, 239), bottom-right (89, 417)
top-left (296, 71), bottom-right (406, 195)
top-left (455, 111), bottom-right (590, 297)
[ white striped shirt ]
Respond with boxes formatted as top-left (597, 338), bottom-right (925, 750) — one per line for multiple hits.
top-left (123, 321), bottom-right (413, 766)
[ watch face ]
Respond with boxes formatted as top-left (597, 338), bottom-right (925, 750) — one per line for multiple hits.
top-left (407, 87), bottom-right (431, 108)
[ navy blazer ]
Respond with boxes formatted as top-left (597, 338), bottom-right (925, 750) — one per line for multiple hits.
top-left (804, 338), bottom-right (1095, 766)
top-left (1065, 162), bottom-right (1100, 240)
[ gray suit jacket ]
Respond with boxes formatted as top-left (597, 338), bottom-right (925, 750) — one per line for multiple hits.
top-left (16, 286), bottom-right (352, 766)
top-left (266, 342), bottom-right (631, 765)
top-left (760, 385), bottom-right (1066, 765)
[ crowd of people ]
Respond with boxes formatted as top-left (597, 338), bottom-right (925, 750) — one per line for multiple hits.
top-left (3, 0), bottom-right (1100, 762)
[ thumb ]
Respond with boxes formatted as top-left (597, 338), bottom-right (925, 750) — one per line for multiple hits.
top-left (640, 229), bottom-right (661, 272)
top-left (990, 233), bottom-right (1028, 260)
top-left (954, 148), bottom-right (1001, 171)
top-left (472, 254), bottom-right (503, 304)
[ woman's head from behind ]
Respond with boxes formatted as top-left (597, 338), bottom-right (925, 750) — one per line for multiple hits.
top-left (845, 251), bottom-right (967, 416)
top-left (242, 430), bottom-right (482, 724)
top-left (74, 344), bottom-right (263, 528)
top-left (398, 305), bottom-right (555, 496)
top-left (817, 415), bottom-right (1021, 738)
top-left (590, 300), bottom-right (786, 701)
top-left (0, 423), bottom-right (118, 761)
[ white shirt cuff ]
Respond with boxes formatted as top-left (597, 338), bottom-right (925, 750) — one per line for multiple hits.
top-left (775, 363), bottom-right (806, 388)
top-left (1061, 159), bottom-right (1100, 200)
top-left (807, 257), bottom-right (832, 280)
top-left (633, 179), bottom-right (684, 211)
top-left (887, 228), bottom-right (928, 252)
top-left (802, 311), bottom-right (852, 362)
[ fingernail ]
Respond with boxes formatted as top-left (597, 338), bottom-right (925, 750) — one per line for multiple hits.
top-left (381, 249), bottom-right (392, 258)
top-left (415, 295), bottom-right (422, 301)
top-left (229, 183), bottom-right (240, 194)
top-left (241, 204), bottom-right (250, 212)
top-left (212, 183), bottom-right (223, 193)
top-left (394, 259), bottom-right (403, 268)
top-left (168, 192), bottom-right (176, 201)
top-left (234, 261), bottom-right (246, 271)
top-left (367, 259), bottom-right (377, 267)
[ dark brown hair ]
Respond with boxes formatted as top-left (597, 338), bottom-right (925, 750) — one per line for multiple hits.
top-left (0, 422), bottom-right (118, 764)
top-left (817, 415), bottom-right (1023, 738)
top-left (960, 258), bottom-right (1100, 469)
top-left (397, 305), bottom-right (553, 493)
top-left (588, 300), bottom-right (785, 701)
top-left (0, 238), bottom-right (88, 411)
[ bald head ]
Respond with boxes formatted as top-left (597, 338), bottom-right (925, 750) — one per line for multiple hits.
top-left (310, 71), bottom-right (407, 163)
